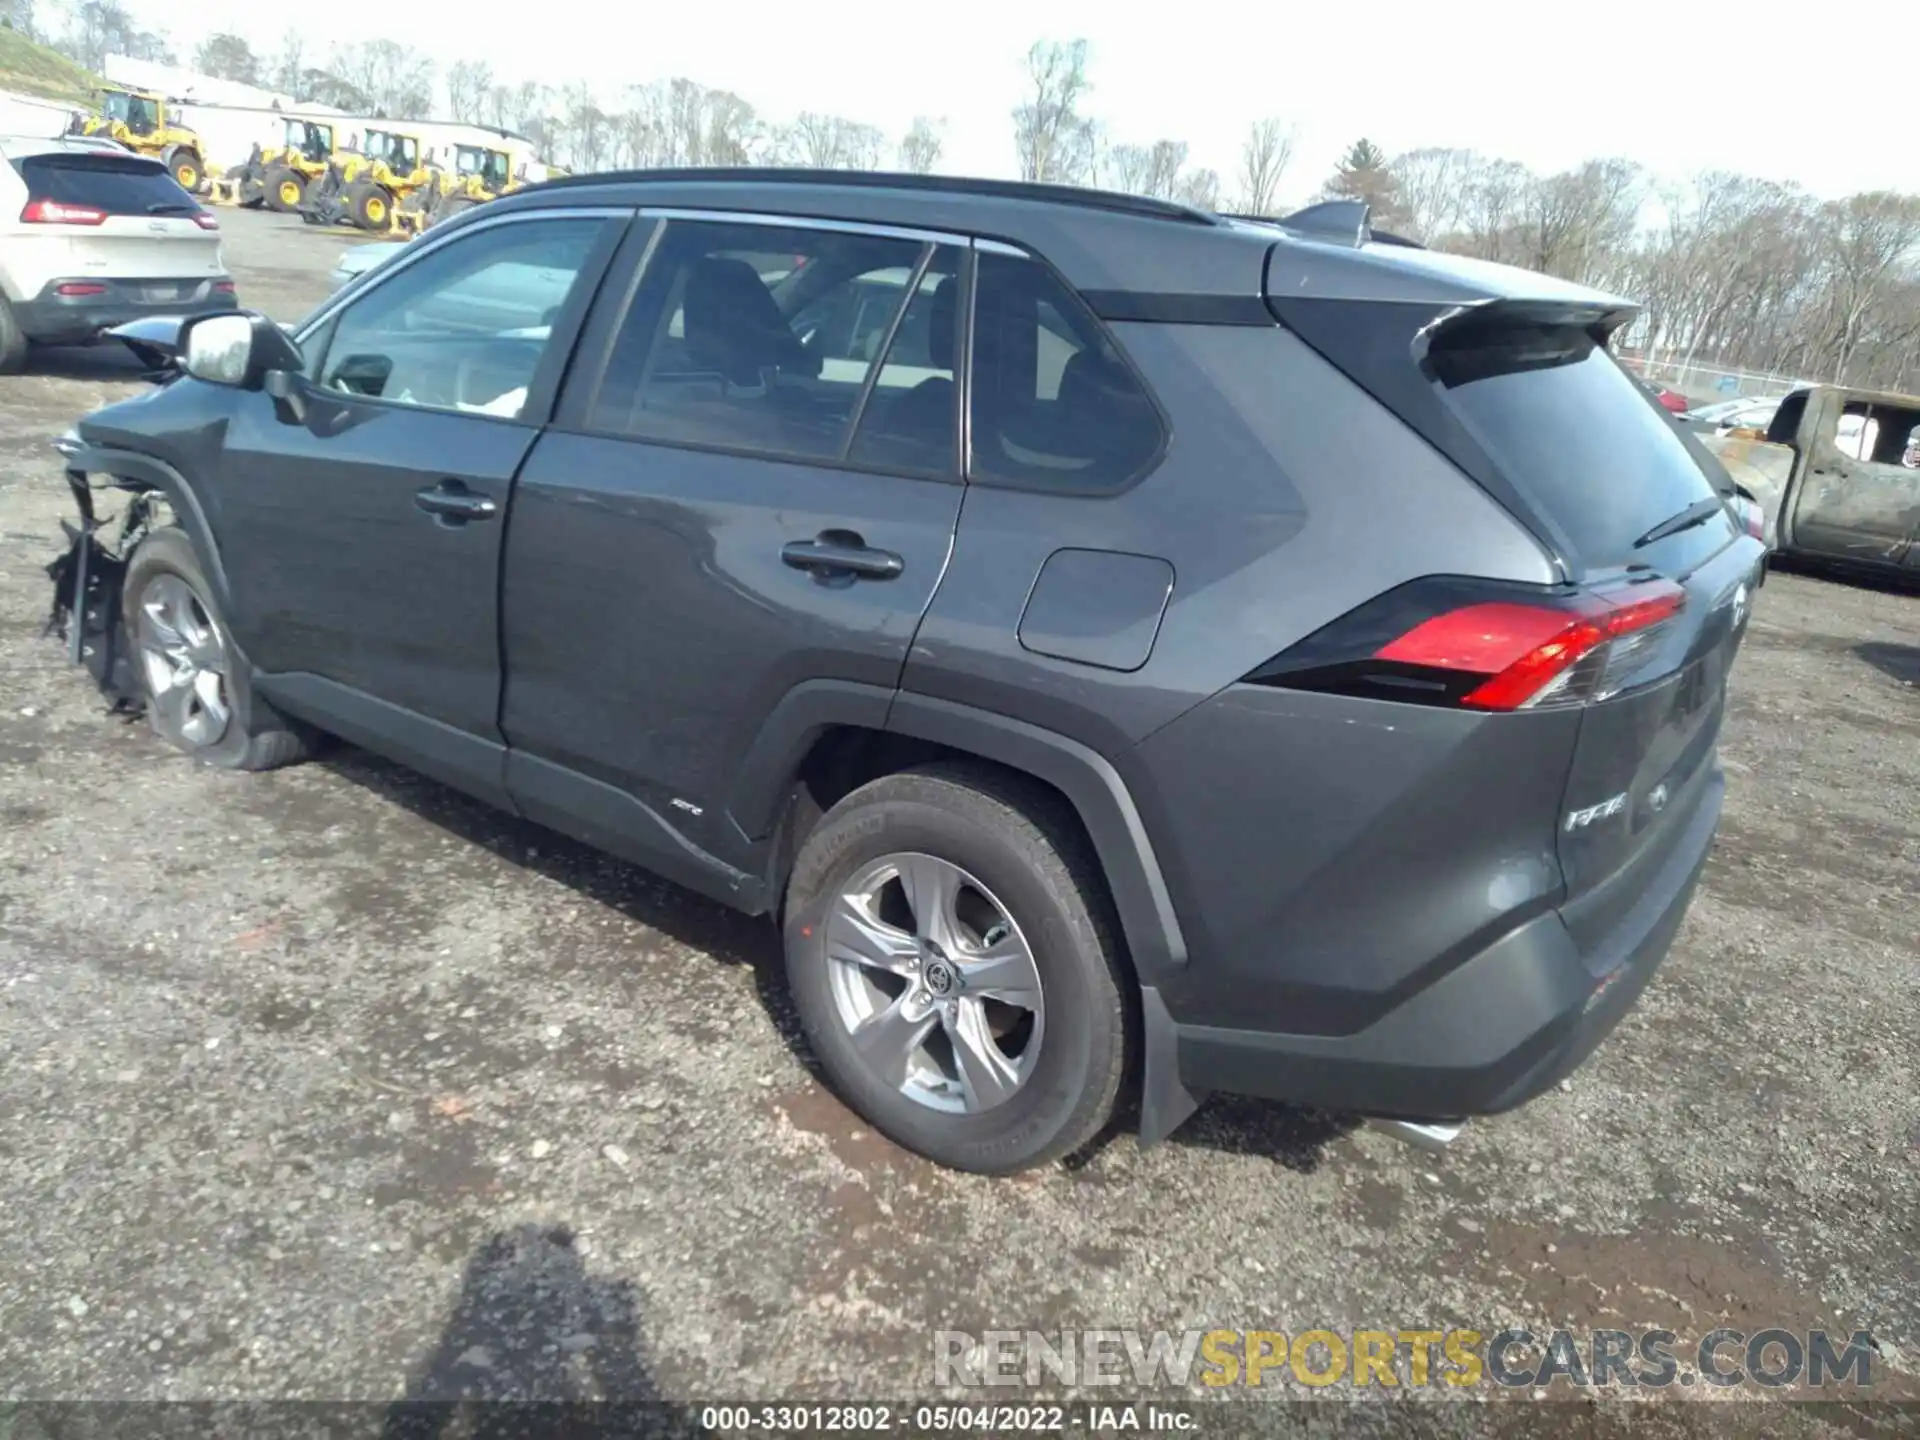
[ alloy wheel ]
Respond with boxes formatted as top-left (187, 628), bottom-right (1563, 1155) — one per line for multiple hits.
top-left (824, 852), bottom-right (1045, 1114)
top-left (135, 573), bottom-right (232, 750)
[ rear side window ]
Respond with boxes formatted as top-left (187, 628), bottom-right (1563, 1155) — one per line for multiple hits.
top-left (968, 251), bottom-right (1165, 493)
top-left (587, 218), bottom-right (960, 471)
top-left (1429, 323), bottom-right (1729, 566)
top-left (16, 154), bottom-right (195, 215)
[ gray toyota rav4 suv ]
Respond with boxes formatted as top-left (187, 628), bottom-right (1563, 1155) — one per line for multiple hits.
top-left (48, 170), bottom-right (1767, 1174)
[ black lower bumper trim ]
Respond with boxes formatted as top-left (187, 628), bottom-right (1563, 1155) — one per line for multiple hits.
top-left (1171, 769), bottom-right (1724, 1120)
top-left (15, 281), bottom-right (237, 346)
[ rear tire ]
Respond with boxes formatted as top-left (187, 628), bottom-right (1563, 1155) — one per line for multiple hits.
top-left (122, 528), bottom-right (318, 772)
top-left (0, 296), bottom-right (27, 376)
top-left (782, 763), bottom-right (1130, 1174)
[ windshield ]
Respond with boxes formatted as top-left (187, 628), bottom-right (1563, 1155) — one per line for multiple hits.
top-left (101, 91), bottom-right (159, 133)
top-left (366, 131), bottom-right (418, 171)
top-left (291, 121), bottom-right (332, 158)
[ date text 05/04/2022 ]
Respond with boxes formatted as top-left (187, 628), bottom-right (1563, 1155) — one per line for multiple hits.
top-left (699, 1403), bottom-right (1199, 1433)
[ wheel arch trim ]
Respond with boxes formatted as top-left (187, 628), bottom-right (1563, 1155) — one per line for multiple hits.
top-left (63, 442), bottom-right (229, 611)
top-left (727, 682), bottom-right (1205, 1147)
top-left (728, 682), bottom-right (1189, 980)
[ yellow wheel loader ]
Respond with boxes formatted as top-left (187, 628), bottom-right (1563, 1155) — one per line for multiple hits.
top-left (394, 143), bottom-right (520, 236)
top-left (224, 119), bottom-right (338, 212)
top-left (298, 127), bottom-right (432, 233)
top-left (66, 86), bottom-right (210, 194)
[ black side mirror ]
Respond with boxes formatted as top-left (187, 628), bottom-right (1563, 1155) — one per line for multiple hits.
top-left (180, 311), bottom-right (303, 389)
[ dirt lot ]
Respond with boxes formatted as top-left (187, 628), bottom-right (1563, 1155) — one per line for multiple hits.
top-left (0, 209), bottom-right (1915, 1433)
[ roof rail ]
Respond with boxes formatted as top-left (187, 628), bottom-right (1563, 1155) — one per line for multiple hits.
top-left (520, 167), bottom-right (1223, 226)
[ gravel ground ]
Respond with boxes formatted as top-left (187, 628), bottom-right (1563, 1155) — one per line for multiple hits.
top-left (0, 210), bottom-right (1915, 1435)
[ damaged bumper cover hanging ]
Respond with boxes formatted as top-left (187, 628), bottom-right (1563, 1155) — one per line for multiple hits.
top-left (43, 430), bottom-right (156, 715)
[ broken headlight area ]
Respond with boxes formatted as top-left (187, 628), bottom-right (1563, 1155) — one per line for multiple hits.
top-left (43, 478), bottom-right (163, 716)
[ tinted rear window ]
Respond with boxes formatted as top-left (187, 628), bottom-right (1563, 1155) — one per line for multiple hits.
top-left (1430, 324), bottom-right (1727, 564)
top-left (16, 154), bottom-right (195, 214)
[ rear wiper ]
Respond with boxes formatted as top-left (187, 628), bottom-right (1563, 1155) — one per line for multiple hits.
top-left (1634, 496), bottom-right (1728, 548)
top-left (145, 201), bottom-right (197, 215)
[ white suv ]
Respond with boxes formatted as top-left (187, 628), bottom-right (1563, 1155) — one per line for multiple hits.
top-left (0, 136), bottom-right (237, 373)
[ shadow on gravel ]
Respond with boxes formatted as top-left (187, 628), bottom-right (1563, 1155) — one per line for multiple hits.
top-left (1169, 1095), bottom-right (1358, 1172)
top-left (327, 746), bottom-right (1364, 1178)
top-left (1855, 640), bottom-right (1920, 688)
top-left (1766, 552), bottom-right (1920, 596)
top-left (379, 1222), bottom-right (699, 1438)
top-left (22, 344), bottom-right (146, 381)
top-left (319, 748), bottom-right (805, 1047)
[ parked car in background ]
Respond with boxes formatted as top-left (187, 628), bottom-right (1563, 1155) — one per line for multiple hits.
top-left (1699, 384), bottom-right (1920, 570)
top-left (1636, 375), bottom-right (1692, 413)
top-left (327, 237), bottom-right (410, 293)
top-left (0, 135), bottom-right (235, 373)
top-left (46, 173), bottom-right (1767, 1174)
top-left (1681, 394), bottom-right (1786, 436)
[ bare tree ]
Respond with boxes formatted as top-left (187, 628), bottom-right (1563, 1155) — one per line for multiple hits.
top-left (271, 30), bottom-right (307, 99)
top-left (63, 0), bottom-right (131, 70)
top-left (558, 82), bottom-right (612, 172)
top-left (1141, 139), bottom-right (1187, 199)
top-left (1389, 146), bottom-right (1470, 243)
top-left (2, 0), bottom-right (40, 42)
top-left (1106, 143), bottom-right (1150, 194)
top-left (898, 116), bottom-right (942, 174)
top-left (330, 39), bottom-right (434, 119)
top-left (446, 58), bottom-right (494, 125)
top-left (776, 111), bottom-right (884, 170)
top-left (1237, 117), bottom-right (1295, 215)
top-left (1175, 167), bottom-right (1221, 211)
top-left (1012, 38), bottom-right (1094, 184)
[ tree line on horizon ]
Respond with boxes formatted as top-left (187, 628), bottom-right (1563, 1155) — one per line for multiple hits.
top-left (10, 4), bottom-right (1919, 393)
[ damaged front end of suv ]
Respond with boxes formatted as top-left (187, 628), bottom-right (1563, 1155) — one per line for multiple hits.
top-left (44, 435), bottom-right (167, 716)
top-left (41, 314), bottom-right (208, 716)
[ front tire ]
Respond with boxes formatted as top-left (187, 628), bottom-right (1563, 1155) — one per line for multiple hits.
top-left (264, 166), bottom-right (305, 212)
top-left (168, 147), bottom-right (204, 194)
top-left (782, 764), bottom-right (1129, 1174)
top-left (123, 528), bottom-right (315, 772)
top-left (348, 181), bottom-right (390, 231)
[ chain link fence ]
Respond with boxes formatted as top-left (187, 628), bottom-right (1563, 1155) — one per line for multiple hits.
top-left (1617, 354), bottom-right (1811, 405)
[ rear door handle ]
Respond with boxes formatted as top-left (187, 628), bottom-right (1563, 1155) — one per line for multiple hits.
top-left (415, 480), bottom-right (498, 524)
top-left (781, 533), bottom-right (904, 580)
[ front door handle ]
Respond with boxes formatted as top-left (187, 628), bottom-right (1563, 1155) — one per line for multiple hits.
top-left (415, 480), bottom-right (498, 524)
top-left (781, 532), bottom-right (904, 581)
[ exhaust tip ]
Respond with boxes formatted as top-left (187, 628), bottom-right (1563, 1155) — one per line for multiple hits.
top-left (1365, 1117), bottom-right (1464, 1152)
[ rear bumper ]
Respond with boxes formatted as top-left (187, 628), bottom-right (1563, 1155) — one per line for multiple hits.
top-left (1172, 765), bottom-right (1723, 1121)
top-left (14, 279), bottom-right (237, 345)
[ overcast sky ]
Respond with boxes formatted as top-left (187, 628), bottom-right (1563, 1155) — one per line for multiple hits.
top-left (180, 0), bottom-right (1918, 204)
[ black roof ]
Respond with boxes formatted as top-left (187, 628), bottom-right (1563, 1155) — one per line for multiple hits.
top-left (486, 167), bottom-right (1632, 314)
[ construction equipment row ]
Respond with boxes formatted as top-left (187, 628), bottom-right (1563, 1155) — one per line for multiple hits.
top-left (66, 86), bottom-right (549, 236)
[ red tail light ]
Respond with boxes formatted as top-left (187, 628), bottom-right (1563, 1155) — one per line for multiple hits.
top-left (54, 281), bottom-right (106, 297)
top-left (193, 212), bottom-right (219, 230)
top-left (21, 198), bottom-right (107, 226)
top-left (1738, 496), bottom-right (1765, 541)
top-left (1248, 577), bottom-right (1688, 712)
top-left (214, 279), bottom-right (236, 293)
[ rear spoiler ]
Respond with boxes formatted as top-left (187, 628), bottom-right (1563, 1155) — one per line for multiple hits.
top-left (1221, 200), bottom-right (1426, 250)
